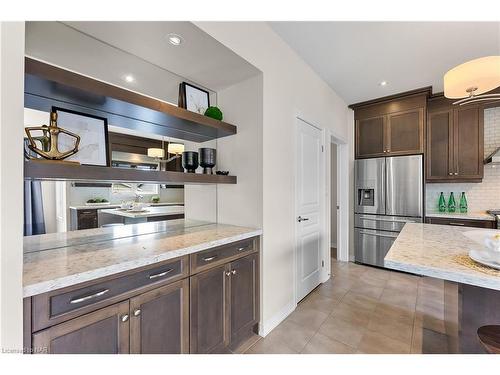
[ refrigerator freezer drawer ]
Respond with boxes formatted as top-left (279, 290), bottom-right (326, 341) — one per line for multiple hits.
top-left (354, 228), bottom-right (399, 267)
top-left (355, 214), bottom-right (422, 232)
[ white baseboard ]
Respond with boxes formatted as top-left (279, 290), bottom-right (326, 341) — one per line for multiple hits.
top-left (258, 300), bottom-right (296, 337)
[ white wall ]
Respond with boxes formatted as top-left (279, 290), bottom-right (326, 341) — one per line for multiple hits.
top-left (0, 21), bottom-right (24, 350)
top-left (330, 143), bottom-right (337, 248)
top-left (195, 22), bottom-right (351, 335)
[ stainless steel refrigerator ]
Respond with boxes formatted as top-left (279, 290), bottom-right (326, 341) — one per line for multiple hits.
top-left (354, 155), bottom-right (423, 267)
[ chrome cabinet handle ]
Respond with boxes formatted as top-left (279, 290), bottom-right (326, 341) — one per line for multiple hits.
top-left (70, 289), bottom-right (109, 304)
top-left (203, 255), bottom-right (217, 262)
top-left (133, 309), bottom-right (141, 317)
top-left (231, 270), bottom-right (236, 275)
top-left (237, 247), bottom-right (247, 252)
top-left (449, 222), bottom-right (465, 226)
top-left (454, 173), bottom-right (458, 175)
top-left (297, 216), bottom-right (309, 222)
top-left (448, 172), bottom-right (453, 175)
top-left (121, 314), bottom-right (129, 322)
top-left (225, 271), bottom-right (232, 277)
top-left (148, 268), bottom-right (173, 280)
top-left (359, 231), bottom-right (398, 239)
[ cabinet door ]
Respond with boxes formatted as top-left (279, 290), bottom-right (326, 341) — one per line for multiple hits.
top-left (454, 106), bottom-right (484, 180)
top-left (77, 210), bottom-right (98, 229)
top-left (32, 301), bottom-right (130, 354)
top-left (229, 253), bottom-right (259, 350)
top-left (426, 109), bottom-right (454, 181)
top-left (356, 116), bottom-right (386, 158)
top-left (190, 264), bottom-right (229, 353)
top-left (130, 279), bottom-right (189, 354)
top-left (386, 108), bottom-right (424, 156)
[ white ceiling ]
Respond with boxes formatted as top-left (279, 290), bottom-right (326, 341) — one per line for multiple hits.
top-left (269, 22), bottom-right (500, 104)
top-left (63, 21), bottom-right (260, 91)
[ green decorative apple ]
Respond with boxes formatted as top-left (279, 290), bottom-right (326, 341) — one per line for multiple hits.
top-left (204, 106), bottom-right (223, 121)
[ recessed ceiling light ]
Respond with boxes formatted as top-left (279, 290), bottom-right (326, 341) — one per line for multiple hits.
top-left (167, 33), bottom-right (183, 46)
top-left (379, 81), bottom-right (388, 86)
top-left (124, 75), bottom-right (134, 83)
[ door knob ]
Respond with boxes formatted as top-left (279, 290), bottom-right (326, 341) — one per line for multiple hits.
top-left (297, 216), bottom-right (309, 222)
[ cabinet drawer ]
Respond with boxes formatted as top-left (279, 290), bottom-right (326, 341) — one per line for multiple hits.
top-left (32, 256), bottom-right (188, 332)
top-left (425, 217), bottom-right (495, 229)
top-left (190, 238), bottom-right (257, 274)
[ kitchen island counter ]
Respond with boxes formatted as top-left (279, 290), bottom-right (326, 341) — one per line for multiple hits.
top-left (385, 223), bottom-right (500, 290)
top-left (23, 220), bottom-right (262, 297)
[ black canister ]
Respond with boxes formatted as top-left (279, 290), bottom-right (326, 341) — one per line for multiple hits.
top-left (182, 151), bottom-right (199, 173)
top-left (199, 148), bottom-right (216, 174)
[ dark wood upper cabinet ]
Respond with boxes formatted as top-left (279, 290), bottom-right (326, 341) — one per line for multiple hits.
top-left (229, 253), bottom-right (259, 350)
top-left (386, 108), bottom-right (424, 155)
top-left (190, 264), bottom-right (229, 354)
top-left (130, 279), bottom-right (189, 354)
top-left (32, 301), bottom-right (130, 354)
top-left (353, 91), bottom-right (428, 159)
top-left (356, 116), bottom-right (386, 157)
top-left (426, 98), bottom-right (483, 182)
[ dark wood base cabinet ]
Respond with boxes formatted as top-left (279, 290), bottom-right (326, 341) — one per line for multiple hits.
top-left (25, 237), bottom-right (260, 354)
top-left (425, 217), bottom-right (495, 229)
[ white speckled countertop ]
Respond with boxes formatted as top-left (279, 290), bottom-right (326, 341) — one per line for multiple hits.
top-left (425, 210), bottom-right (495, 221)
top-left (23, 219), bottom-right (262, 297)
top-left (385, 223), bottom-right (500, 290)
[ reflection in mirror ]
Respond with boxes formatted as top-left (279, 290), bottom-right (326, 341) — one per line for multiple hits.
top-left (24, 108), bottom-right (218, 241)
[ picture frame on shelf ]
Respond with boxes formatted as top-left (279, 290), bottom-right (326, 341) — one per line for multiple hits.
top-left (52, 107), bottom-right (110, 167)
top-left (178, 82), bottom-right (210, 115)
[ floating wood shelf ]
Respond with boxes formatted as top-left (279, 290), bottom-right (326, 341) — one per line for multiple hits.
top-left (24, 57), bottom-right (237, 143)
top-left (24, 161), bottom-right (237, 185)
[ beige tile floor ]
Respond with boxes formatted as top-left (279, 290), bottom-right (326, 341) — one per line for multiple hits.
top-left (245, 259), bottom-right (448, 354)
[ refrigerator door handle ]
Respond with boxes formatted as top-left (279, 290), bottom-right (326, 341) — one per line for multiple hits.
top-left (358, 216), bottom-right (415, 224)
top-left (358, 231), bottom-right (399, 239)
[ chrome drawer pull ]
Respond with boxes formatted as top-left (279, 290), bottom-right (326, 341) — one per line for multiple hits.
top-left (70, 289), bottom-right (109, 304)
top-left (449, 222), bottom-right (465, 226)
top-left (359, 231), bottom-right (399, 239)
top-left (203, 255), bottom-right (217, 262)
top-left (237, 246), bottom-right (247, 252)
top-left (148, 268), bottom-right (173, 279)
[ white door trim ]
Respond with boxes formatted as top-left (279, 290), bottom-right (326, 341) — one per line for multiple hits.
top-left (327, 130), bottom-right (349, 264)
top-left (293, 115), bottom-right (327, 304)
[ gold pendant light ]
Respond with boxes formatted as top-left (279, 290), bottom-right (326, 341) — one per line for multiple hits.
top-left (444, 56), bottom-right (500, 105)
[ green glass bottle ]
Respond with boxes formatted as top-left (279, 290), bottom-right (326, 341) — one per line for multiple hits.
top-left (448, 192), bottom-right (456, 213)
top-left (438, 192), bottom-right (446, 212)
top-left (459, 192), bottom-right (468, 213)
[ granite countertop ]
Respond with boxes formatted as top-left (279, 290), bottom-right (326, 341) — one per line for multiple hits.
top-left (425, 210), bottom-right (495, 221)
top-left (101, 205), bottom-right (184, 218)
top-left (385, 223), bottom-right (500, 290)
top-left (23, 220), bottom-right (262, 297)
top-left (69, 202), bottom-right (184, 210)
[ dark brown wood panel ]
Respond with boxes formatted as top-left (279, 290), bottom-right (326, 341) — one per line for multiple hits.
top-left (454, 106), bottom-right (483, 180)
top-left (24, 160), bottom-right (237, 185)
top-left (130, 279), bottom-right (189, 354)
top-left (426, 109), bottom-right (453, 181)
top-left (190, 264), bottom-right (229, 353)
top-left (355, 116), bottom-right (386, 158)
top-left (229, 253), bottom-right (259, 350)
top-left (386, 108), bottom-right (423, 155)
top-left (32, 301), bottom-right (130, 354)
top-left (77, 209), bottom-right (98, 230)
top-left (425, 217), bottom-right (495, 229)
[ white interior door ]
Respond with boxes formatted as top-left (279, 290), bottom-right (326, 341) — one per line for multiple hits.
top-left (295, 118), bottom-right (324, 302)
